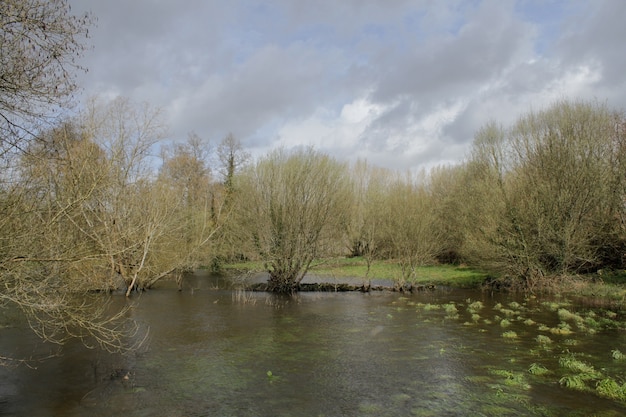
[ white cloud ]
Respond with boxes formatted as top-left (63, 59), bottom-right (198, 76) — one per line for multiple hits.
top-left (68, 0), bottom-right (626, 172)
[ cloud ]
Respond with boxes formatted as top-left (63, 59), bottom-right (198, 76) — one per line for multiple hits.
top-left (69, 0), bottom-right (626, 172)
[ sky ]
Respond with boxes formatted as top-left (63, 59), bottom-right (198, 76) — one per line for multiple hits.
top-left (68, 0), bottom-right (626, 172)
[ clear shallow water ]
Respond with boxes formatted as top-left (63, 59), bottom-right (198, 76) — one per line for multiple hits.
top-left (1, 271), bottom-right (625, 416)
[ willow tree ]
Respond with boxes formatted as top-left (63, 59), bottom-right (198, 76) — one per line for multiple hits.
top-left (235, 148), bottom-right (350, 292)
top-left (0, 1), bottom-right (139, 359)
top-left (382, 173), bottom-right (442, 286)
top-left (76, 97), bottom-right (220, 294)
top-left (344, 160), bottom-right (392, 284)
top-left (468, 100), bottom-right (626, 288)
top-left (0, 0), bottom-right (92, 152)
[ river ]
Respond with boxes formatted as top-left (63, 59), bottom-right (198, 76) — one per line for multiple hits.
top-left (1, 271), bottom-right (625, 416)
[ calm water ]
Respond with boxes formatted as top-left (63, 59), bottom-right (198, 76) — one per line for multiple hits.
top-left (1, 271), bottom-right (625, 416)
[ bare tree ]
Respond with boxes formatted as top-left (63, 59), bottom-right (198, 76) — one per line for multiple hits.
top-left (0, 1), bottom-right (140, 356)
top-left (344, 160), bottom-right (391, 286)
top-left (159, 133), bottom-right (222, 286)
top-left (382, 172), bottom-right (442, 287)
top-left (465, 100), bottom-right (626, 289)
top-left (0, 0), bottom-right (92, 153)
top-left (216, 133), bottom-right (250, 193)
top-left (235, 148), bottom-right (350, 292)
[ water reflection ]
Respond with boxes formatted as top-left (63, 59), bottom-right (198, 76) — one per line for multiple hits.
top-left (0, 272), bottom-right (625, 416)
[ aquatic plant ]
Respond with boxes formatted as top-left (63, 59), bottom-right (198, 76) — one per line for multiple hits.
top-left (266, 370), bottom-right (279, 383)
top-left (528, 363), bottom-right (550, 376)
top-left (584, 316), bottom-right (600, 329)
top-left (557, 308), bottom-right (584, 326)
top-left (611, 349), bottom-right (625, 360)
top-left (443, 303), bottom-right (459, 319)
top-left (559, 375), bottom-right (588, 391)
top-left (549, 322), bottom-right (573, 335)
top-left (558, 354), bottom-right (599, 377)
top-left (508, 301), bottom-right (522, 310)
top-left (500, 319), bottom-right (512, 328)
top-left (502, 331), bottom-right (518, 339)
top-left (443, 303), bottom-right (458, 314)
top-left (541, 301), bottom-right (570, 311)
top-left (596, 377), bottom-right (626, 401)
top-left (489, 369), bottom-right (530, 389)
top-left (467, 300), bottom-right (484, 314)
top-left (523, 318), bottom-right (536, 326)
top-left (500, 308), bottom-right (517, 317)
top-left (536, 335), bottom-right (552, 345)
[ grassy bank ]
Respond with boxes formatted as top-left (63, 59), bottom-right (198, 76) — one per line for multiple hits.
top-left (222, 257), bottom-right (626, 305)
top-left (224, 257), bottom-right (488, 288)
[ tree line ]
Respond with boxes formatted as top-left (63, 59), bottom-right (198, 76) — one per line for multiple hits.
top-left (226, 101), bottom-right (626, 294)
top-left (2, 0), bottom-right (625, 356)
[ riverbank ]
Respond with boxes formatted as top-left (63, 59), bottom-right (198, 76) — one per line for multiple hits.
top-left (222, 257), bottom-right (626, 305)
top-left (224, 257), bottom-right (487, 288)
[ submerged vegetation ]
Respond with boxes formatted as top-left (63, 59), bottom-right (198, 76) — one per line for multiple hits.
top-left (408, 294), bottom-right (626, 408)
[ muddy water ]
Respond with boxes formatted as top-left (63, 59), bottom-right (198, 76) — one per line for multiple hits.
top-left (1, 271), bottom-right (625, 416)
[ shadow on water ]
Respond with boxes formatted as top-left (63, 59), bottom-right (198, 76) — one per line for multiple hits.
top-left (1, 270), bottom-right (626, 416)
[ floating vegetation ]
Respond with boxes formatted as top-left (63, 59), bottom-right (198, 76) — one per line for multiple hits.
top-left (528, 363), bottom-right (551, 376)
top-left (498, 308), bottom-right (517, 317)
top-left (559, 354), bottom-right (599, 377)
top-left (266, 370), bottom-right (280, 383)
top-left (381, 293), bottom-right (625, 409)
top-left (443, 303), bottom-right (458, 315)
top-left (541, 301), bottom-right (571, 311)
top-left (391, 393), bottom-right (412, 403)
top-left (584, 316), bottom-right (600, 329)
top-left (489, 369), bottom-right (530, 389)
top-left (559, 375), bottom-right (588, 391)
top-left (536, 335), bottom-right (552, 345)
top-left (443, 303), bottom-right (459, 319)
top-left (467, 300), bottom-right (484, 314)
top-left (549, 322), bottom-right (573, 335)
top-left (557, 308), bottom-right (584, 327)
top-left (596, 378), bottom-right (626, 401)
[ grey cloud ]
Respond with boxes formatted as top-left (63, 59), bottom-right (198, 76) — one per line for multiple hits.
top-left (66, 0), bottom-right (626, 172)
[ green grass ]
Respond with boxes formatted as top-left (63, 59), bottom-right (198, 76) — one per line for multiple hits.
top-left (224, 257), bottom-right (487, 288)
